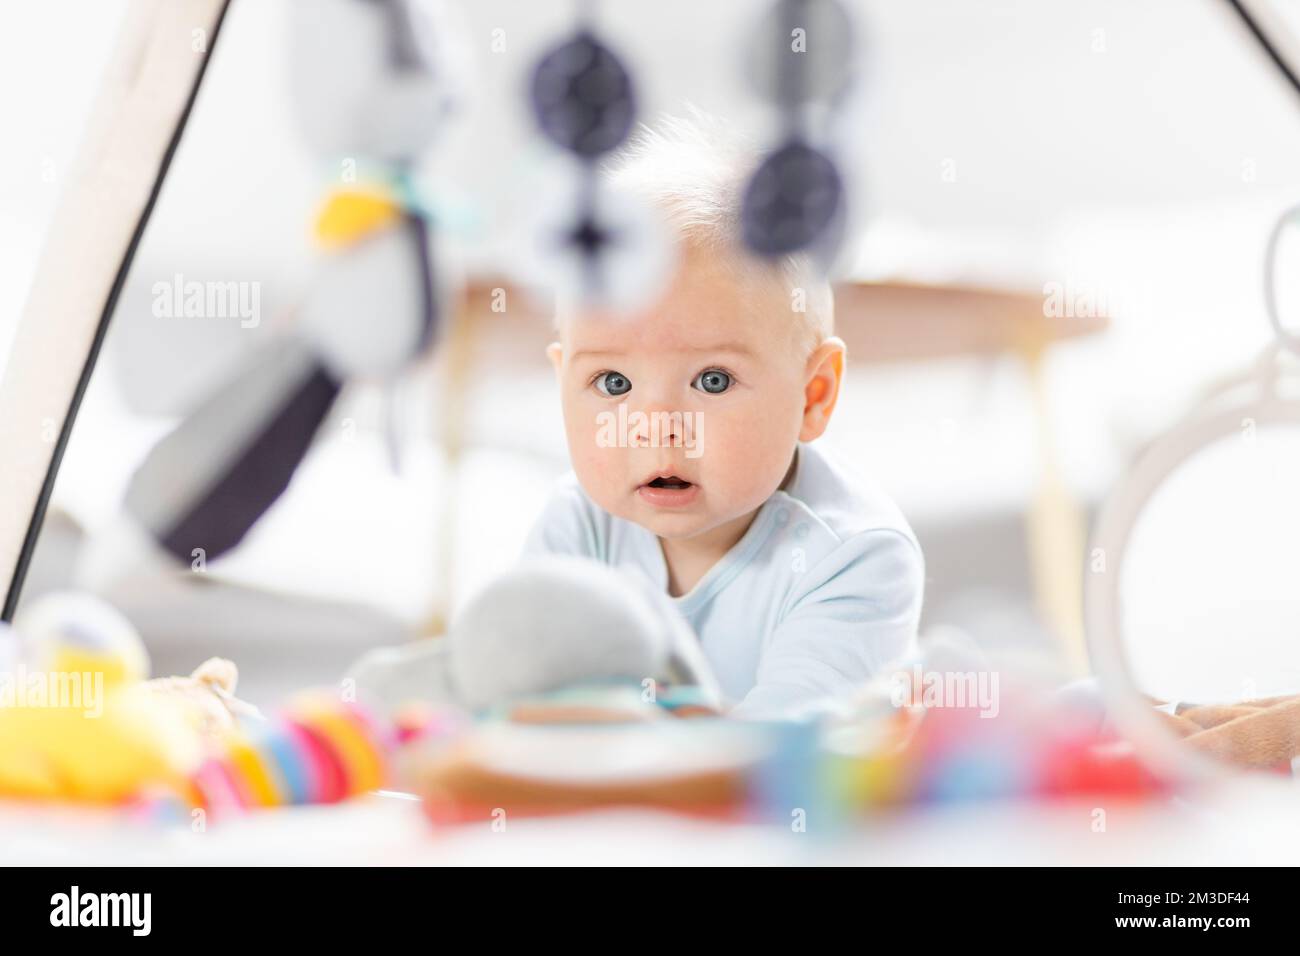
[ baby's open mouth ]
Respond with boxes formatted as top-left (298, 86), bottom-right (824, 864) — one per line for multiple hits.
top-left (645, 476), bottom-right (692, 489)
top-left (637, 473), bottom-right (699, 507)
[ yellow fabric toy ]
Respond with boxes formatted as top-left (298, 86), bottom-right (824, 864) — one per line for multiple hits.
top-left (0, 685), bottom-right (199, 802)
top-left (0, 593), bottom-right (254, 804)
top-left (313, 186), bottom-right (403, 251)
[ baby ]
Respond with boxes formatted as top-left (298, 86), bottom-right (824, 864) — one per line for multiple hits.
top-left (525, 112), bottom-right (925, 719)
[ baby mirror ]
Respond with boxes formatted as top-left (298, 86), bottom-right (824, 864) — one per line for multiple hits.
top-left (1087, 206), bottom-right (1300, 781)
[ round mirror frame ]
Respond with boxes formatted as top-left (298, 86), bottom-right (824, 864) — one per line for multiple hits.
top-left (1085, 350), bottom-right (1300, 783)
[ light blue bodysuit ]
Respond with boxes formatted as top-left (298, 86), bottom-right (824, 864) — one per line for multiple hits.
top-left (524, 442), bottom-right (926, 718)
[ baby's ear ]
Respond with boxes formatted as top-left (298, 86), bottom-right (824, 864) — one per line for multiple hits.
top-left (799, 337), bottom-right (846, 442)
top-left (546, 342), bottom-right (563, 376)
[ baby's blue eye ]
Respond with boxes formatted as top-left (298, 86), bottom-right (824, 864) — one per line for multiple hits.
top-left (595, 371), bottom-right (632, 397)
top-left (693, 369), bottom-right (732, 394)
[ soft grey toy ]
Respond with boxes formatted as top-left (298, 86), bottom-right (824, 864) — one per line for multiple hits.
top-left (346, 557), bottom-right (723, 715)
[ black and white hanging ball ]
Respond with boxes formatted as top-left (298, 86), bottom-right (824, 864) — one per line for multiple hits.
top-left (530, 31), bottom-right (637, 158)
top-left (742, 138), bottom-right (844, 257)
top-left (746, 0), bottom-right (856, 109)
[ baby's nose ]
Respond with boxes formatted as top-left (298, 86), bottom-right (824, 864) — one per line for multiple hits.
top-left (630, 403), bottom-right (684, 447)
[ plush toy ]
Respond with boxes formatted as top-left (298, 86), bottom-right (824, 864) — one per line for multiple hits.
top-left (139, 656), bottom-right (261, 738)
top-left (0, 684), bottom-right (200, 803)
top-left (77, 0), bottom-right (469, 591)
top-left (15, 589), bottom-right (149, 686)
top-left (0, 592), bottom-right (264, 803)
top-left (0, 593), bottom-right (199, 802)
top-left (346, 557), bottom-right (724, 717)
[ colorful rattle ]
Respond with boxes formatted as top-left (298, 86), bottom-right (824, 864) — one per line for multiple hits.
top-left (190, 692), bottom-right (393, 817)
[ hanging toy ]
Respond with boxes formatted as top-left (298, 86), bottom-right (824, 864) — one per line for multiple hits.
top-left (77, 0), bottom-right (468, 588)
top-left (741, 0), bottom-right (856, 262)
top-left (531, 30), bottom-right (636, 162)
top-left (525, 7), bottom-right (670, 311)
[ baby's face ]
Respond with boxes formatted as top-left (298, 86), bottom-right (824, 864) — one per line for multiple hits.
top-left (550, 245), bottom-right (819, 542)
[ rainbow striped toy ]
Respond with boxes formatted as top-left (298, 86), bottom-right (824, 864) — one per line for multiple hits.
top-left (188, 692), bottom-right (393, 818)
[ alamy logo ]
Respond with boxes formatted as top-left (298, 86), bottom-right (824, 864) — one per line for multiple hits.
top-left (0, 665), bottom-right (103, 718)
top-left (889, 665), bottom-right (1000, 718)
top-left (152, 273), bottom-right (261, 328)
top-left (50, 886), bottom-right (151, 936)
top-left (596, 403), bottom-right (704, 458)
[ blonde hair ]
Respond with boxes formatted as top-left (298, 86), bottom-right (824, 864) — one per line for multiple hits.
top-left (599, 106), bottom-right (835, 352)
